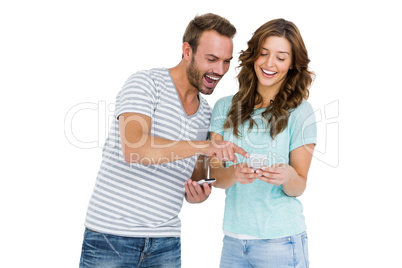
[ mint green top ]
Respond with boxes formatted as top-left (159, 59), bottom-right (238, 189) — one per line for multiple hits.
top-left (210, 95), bottom-right (317, 239)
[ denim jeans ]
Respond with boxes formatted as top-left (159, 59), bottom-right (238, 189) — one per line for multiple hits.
top-left (79, 229), bottom-right (181, 268)
top-left (220, 232), bottom-right (309, 268)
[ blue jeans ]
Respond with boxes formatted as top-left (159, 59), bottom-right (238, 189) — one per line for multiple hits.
top-left (79, 229), bottom-right (181, 268)
top-left (220, 232), bottom-right (309, 268)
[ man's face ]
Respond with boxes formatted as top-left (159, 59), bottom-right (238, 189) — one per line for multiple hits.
top-left (186, 30), bottom-right (234, 95)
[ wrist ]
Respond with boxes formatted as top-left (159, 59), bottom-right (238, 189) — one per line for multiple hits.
top-left (190, 140), bottom-right (211, 155)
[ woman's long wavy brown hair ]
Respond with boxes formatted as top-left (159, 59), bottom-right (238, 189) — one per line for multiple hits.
top-left (224, 19), bottom-right (314, 139)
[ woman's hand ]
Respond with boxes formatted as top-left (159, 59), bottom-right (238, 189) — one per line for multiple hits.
top-left (234, 163), bottom-right (259, 185)
top-left (253, 144), bottom-right (315, 197)
top-left (256, 163), bottom-right (298, 186)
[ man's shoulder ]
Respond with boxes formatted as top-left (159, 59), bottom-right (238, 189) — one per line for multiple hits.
top-left (128, 68), bottom-right (169, 80)
top-left (121, 68), bottom-right (171, 94)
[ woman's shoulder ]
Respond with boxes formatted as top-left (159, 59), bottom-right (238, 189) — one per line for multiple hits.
top-left (213, 95), bottom-right (234, 109)
top-left (288, 99), bottom-right (316, 129)
top-left (291, 99), bottom-right (314, 115)
top-left (216, 95), bottom-right (234, 104)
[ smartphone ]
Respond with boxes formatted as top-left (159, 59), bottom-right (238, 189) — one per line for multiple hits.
top-left (249, 154), bottom-right (268, 170)
top-left (197, 178), bottom-right (216, 185)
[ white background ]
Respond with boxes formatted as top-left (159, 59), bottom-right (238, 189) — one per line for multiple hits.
top-left (1, 0), bottom-right (401, 267)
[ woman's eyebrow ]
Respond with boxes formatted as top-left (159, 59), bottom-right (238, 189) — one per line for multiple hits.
top-left (261, 47), bottom-right (290, 55)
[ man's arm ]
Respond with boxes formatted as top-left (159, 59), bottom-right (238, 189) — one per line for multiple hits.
top-left (184, 155), bottom-right (213, 203)
top-left (119, 112), bottom-right (248, 164)
top-left (209, 131), bottom-right (241, 189)
top-left (189, 155), bottom-right (208, 182)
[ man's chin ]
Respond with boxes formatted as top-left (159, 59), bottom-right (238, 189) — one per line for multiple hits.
top-left (198, 87), bottom-right (215, 95)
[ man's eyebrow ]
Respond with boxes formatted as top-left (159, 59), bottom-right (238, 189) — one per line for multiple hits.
top-left (206, 54), bottom-right (218, 58)
top-left (206, 54), bottom-right (233, 61)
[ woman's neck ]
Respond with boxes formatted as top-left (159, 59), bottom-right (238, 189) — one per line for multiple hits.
top-left (255, 86), bottom-right (280, 108)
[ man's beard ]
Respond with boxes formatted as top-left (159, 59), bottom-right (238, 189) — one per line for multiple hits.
top-left (186, 56), bottom-right (217, 95)
top-left (187, 56), bottom-right (204, 93)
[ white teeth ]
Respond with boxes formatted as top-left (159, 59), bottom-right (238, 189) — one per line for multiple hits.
top-left (262, 69), bottom-right (276, 75)
top-left (206, 75), bottom-right (220, 81)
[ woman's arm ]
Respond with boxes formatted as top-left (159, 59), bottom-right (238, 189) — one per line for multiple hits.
top-left (257, 144), bottom-right (315, 197)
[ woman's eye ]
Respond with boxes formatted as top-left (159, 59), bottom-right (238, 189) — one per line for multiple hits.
top-left (277, 57), bottom-right (285, 61)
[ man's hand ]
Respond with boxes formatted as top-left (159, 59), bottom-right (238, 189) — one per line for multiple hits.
top-left (202, 140), bottom-right (249, 163)
top-left (184, 179), bottom-right (214, 203)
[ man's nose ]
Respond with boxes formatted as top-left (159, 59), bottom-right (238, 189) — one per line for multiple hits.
top-left (213, 62), bottom-right (227, 76)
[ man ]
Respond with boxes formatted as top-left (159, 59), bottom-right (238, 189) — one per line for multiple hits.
top-left (79, 13), bottom-right (247, 267)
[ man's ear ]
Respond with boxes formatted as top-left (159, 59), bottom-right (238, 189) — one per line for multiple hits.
top-left (182, 42), bottom-right (192, 61)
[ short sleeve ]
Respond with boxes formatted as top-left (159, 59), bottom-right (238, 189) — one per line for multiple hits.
top-left (209, 96), bottom-right (233, 136)
top-left (115, 71), bottom-right (157, 119)
top-left (289, 100), bottom-right (317, 152)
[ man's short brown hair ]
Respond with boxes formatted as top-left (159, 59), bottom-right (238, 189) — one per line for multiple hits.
top-left (183, 13), bottom-right (236, 55)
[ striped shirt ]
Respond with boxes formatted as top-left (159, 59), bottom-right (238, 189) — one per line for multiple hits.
top-left (84, 68), bottom-right (212, 237)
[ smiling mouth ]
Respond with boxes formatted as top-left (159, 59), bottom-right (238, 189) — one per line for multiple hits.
top-left (262, 69), bottom-right (277, 75)
top-left (204, 74), bottom-right (220, 87)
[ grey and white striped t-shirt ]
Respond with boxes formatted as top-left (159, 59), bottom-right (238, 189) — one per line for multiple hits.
top-left (84, 68), bottom-right (212, 237)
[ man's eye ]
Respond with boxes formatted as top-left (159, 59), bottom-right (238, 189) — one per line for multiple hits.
top-left (208, 58), bottom-right (216, 62)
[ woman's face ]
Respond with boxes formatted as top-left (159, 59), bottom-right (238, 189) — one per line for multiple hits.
top-left (254, 36), bottom-right (293, 96)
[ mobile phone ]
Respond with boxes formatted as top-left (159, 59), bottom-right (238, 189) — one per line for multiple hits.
top-left (249, 154), bottom-right (268, 170)
top-left (197, 178), bottom-right (216, 185)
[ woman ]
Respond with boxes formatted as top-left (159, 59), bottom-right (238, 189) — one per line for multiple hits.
top-left (209, 19), bottom-right (317, 267)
